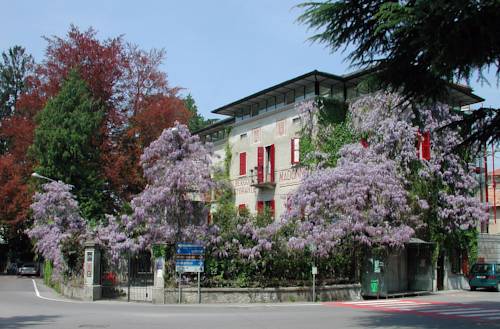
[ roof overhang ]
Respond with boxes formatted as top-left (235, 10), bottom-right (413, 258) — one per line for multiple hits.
top-left (193, 117), bottom-right (234, 136)
top-left (212, 70), bottom-right (344, 116)
top-left (211, 68), bottom-right (484, 117)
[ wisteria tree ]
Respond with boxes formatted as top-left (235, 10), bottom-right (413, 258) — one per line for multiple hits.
top-left (348, 92), bottom-right (488, 236)
top-left (26, 181), bottom-right (86, 274)
top-left (288, 92), bottom-right (487, 259)
top-left (284, 144), bottom-right (418, 256)
top-left (98, 123), bottom-right (214, 256)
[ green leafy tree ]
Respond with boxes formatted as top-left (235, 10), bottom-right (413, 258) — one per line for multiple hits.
top-left (298, 0), bottom-right (500, 145)
top-left (31, 70), bottom-right (108, 223)
top-left (184, 94), bottom-right (216, 132)
top-left (0, 46), bottom-right (34, 154)
top-left (0, 46), bottom-right (34, 119)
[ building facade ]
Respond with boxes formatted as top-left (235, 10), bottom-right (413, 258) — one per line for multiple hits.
top-left (197, 69), bottom-right (482, 220)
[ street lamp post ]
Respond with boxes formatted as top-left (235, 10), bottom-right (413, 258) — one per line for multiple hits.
top-left (171, 127), bottom-right (184, 304)
top-left (31, 172), bottom-right (56, 182)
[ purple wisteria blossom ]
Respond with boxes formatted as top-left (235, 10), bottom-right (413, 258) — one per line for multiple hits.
top-left (284, 91), bottom-right (487, 256)
top-left (26, 181), bottom-right (86, 272)
top-left (283, 144), bottom-right (417, 255)
top-left (349, 92), bottom-right (487, 231)
top-left (98, 123), bottom-right (215, 255)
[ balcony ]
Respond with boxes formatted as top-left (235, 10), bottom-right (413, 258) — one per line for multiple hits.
top-left (249, 168), bottom-right (276, 189)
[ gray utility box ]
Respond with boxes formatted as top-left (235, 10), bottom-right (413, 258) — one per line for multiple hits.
top-left (362, 238), bottom-right (434, 298)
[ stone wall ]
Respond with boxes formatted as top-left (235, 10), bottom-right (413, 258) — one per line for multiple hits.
top-left (163, 284), bottom-right (361, 304)
top-left (60, 282), bottom-right (85, 300)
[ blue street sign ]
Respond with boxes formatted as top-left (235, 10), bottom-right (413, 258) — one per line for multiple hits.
top-left (176, 243), bottom-right (205, 256)
top-left (175, 259), bottom-right (204, 273)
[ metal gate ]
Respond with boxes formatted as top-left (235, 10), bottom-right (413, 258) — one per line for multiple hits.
top-left (100, 250), bottom-right (154, 302)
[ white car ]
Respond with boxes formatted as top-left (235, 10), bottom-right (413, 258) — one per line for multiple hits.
top-left (17, 263), bottom-right (38, 276)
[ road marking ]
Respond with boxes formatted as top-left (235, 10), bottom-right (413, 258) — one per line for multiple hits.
top-left (459, 311), bottom-right (500, 317)
top-left (31, 279), bottom-right (80, 303)
top-left (233, 303), bottom-right (321, 308)
top-left (439, 307), bottom-right (486, 315)
top-left (331, 299), bottom-right (500, 323)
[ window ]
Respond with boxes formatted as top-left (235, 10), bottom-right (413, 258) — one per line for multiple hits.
top-left (292, 116), bottom-right (300, 125)
top-left (265, 200), bottom-right (275, 218)
top-left (257, 145), bottom-right (275, 183)
top-left (275, 94), bottom-right (285, 109)
top-left (238, 204), bottom-right (247, 214)
top-left (240, 133), bottom-right (247, 140)
top-left (276, 119), bottom-right (286, 137)
top-left (291, 138), bottom-right (300, 164)
top-left (256, 200), bottom-right (275, 217)
top-left (265, 145), bottom-right (275, 182)
top-left (239, 152), bottom-right (246, 176)
top-left (295, 86), bottom-right (305, 100)
top-left (285, 90), bottom-right (295, 104)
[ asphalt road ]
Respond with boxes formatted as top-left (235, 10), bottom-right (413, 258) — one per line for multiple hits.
top-left (1, 275), bottom-right (500, 329)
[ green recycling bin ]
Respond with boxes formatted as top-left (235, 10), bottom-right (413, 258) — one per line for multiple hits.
top-left (370, 279), bottom-right (379, 293)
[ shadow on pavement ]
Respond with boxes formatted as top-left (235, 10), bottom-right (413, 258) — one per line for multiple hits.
top-left (0, 315), bottom-right (59, 328)
top-left (353, 300), bottom-right (500, 329)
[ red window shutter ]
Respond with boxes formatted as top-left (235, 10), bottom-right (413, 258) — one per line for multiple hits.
top-left (257, 147), bottom-right (264, 183)
top-left (416, 130), bottom-right (422, 159)
top-left (257, 201), bottom-right (264, 214)
top-left (239, 152), bottom-right (246, 175)
top-left (291, 138), bottom-right (300, 164)
top-left (270, 144), bottom-right (275, 182)
top-left (207, 211), bottom-right (212, 225)
top-left (270, 200), bottom-right (275, 218)
top-left (422, 131), bottom-right (431, 160)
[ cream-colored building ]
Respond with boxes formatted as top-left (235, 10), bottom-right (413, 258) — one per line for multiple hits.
top-left (197, 70), bottom-right (483, 220)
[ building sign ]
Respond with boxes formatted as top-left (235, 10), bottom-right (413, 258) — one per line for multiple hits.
top-left (232, 177), bottom-right (255, 195)
top-left (84, 250), bottom-right (94, 285)
top-left (231, 167), bottom-right (307, 195)
top-left (86, 251), bottom-right (93, 278)
top-left (278, 167), bottom-right (307, 183)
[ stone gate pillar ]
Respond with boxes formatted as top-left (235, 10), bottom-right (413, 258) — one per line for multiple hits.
top-left (152, 244), bottom-right (166, 304)
top-left (83, 241), bottom-right (102, 301)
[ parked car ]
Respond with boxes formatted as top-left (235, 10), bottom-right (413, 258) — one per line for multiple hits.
top-left (17, 263), bottom-right (38, 276)
top-left (469, 263), bottom-right (500, 291)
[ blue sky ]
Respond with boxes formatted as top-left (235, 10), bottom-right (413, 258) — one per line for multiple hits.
top-left (1, 0), bottom-right (499, 121)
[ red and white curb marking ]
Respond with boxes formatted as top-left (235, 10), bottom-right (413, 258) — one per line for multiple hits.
top-left (325, 299), bottom-right (500, 322)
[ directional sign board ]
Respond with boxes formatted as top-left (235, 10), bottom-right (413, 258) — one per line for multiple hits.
top-left (175, 243), bottom-right (205, 273)
top-left (176, 259), bottom-right (204, 273)
top-left (176, 243), bottom-right (205, 256)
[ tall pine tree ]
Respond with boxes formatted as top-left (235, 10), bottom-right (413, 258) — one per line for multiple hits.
top-left (31, 70), bottom-right (108, 223)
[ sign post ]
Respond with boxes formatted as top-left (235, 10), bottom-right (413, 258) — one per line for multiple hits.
top-left (312, 265), bottom-right (318, 302)
top-left (197, 271), bottom-right (201, 304)
top-left (175, 243), bottom-right (205, 304)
